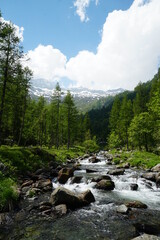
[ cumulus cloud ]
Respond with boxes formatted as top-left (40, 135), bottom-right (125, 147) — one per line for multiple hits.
top-left (27, 0), bottom-right (160, 90)
top-left (66, 0), bottom-right (160, 90)
top-left (74, 0), bottom-right (99, 22)
top-left (26, 45), bottom-right (67, 81)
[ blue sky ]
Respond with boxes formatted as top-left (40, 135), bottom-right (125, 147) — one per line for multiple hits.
top-left (1, 0), bottom-right (160, 90)
top-left (1, 0), bottom-right (133, 58)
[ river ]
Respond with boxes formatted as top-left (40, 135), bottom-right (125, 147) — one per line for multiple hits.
top-left (2, 151), bottom-right (160, 240)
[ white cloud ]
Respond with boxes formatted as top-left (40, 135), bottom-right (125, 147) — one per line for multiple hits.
top-left (66, 0), bottom-right (160, 90)
top-left (74, 0), bottom-right (99, 22)
top-left (26, 45), bottom-right (67, 81)
top-left (27, 0), bottom-right (160, 90)
top-left (0, 17), bottom-right (24, 41)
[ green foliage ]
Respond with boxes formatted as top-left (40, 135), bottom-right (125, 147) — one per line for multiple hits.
top-left (83, 139), bottom-right (99, 153)
top-left (0, 175), bottom-right (18, 211)
top-left (45, 145), bottom-right (86, 162)
top-left (111, 149), bottom-right (160, 169)
top-left (129, 112), bottom-right (153, 151)
top-left (108, 131), bottom-right (121, 149)
top-left (128, 151), bottom-right (160, 169)
top-left (0, 146), bottom-right (56, 176)
top-left (107, 68), bottom-right (160, 152)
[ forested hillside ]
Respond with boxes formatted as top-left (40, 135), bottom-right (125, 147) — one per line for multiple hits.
top-left (88, 69), bottom-right (160, 151)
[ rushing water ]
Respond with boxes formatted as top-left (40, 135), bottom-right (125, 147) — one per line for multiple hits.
top-left (2, 152), bottom-right (160, 240)
top-left (53, 152), bottom-right (160, 210)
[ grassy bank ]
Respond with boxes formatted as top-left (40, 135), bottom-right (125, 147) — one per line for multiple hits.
top-left (111, 149), bottom-right (160, 169)
top-left (0, 145), bottom-right (88, 212)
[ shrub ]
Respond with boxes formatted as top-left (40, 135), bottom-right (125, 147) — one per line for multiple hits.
top-left (0, 174), bottom-right (18, 212)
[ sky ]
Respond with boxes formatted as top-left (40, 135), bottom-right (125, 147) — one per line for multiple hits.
top-left (1, 0), bottom-right (160, 90)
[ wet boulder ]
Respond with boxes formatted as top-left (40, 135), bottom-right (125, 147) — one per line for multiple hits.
top-left (131, 234), bottom-right (160, 240)
top-left (116, 204), bottom-right (129, 214)
top-left (21, 180), bottom-right (33, 188)
top-left (151, 164), bottom-right (160, 172)
top-left (58, 167), bottom-right (75, 184)
top-left (130, 183), bottom-right (138, 191)
top-left (125, 201), bottom-right (147, 209)
top-left (104, 152), bottom-right (113, 161)
top-left (54, 204), bottom-right (67, 216)
top-left (142, 173), bottom-right (156, 182)
top-left (108, 169), bottom-right (125, 175)
top-left (91, 175), bottom-right (111, 183)
top-left (33, 179), bottom-right (52, 191)
top-left (89, 156), bottom-right (100, 163)
top-left (122, 162), bottom-right (130, 169)
top-left (71, 176), bottom-right (83, 184)
top-left (80, 189), bottom-right (95, 204)
top-left (50, 186), bottom-right (95, 209)
top-left (95, 179), bottom-right (115, 190)
top-left (156, 176), bottom-right (160, 188)
top-left (83, 154), bottom-right (90, 159)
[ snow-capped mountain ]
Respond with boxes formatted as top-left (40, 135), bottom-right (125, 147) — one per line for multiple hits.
top-left (30, 79), bottom-right (125, 112)
top-left (30, 79), bottom-right (124, 100)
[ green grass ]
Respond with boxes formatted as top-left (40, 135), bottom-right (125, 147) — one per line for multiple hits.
top-left (110, 149), bottom-right (160, 169)
top-left (0, 146), bottom-right (47, 176)
top-left (44, 145), bottom-right (86, 163)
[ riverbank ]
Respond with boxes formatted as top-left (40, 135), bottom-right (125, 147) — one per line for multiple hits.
top-left (0, 148), bottom-right (160, 239)
top-left (0, 145), bottom-right (87, 212)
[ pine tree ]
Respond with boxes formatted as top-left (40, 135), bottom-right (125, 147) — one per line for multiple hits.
top-left (0, 18), bottom-right (23, 144)
top-left (63, 91), bottom-right (77, 149)
top-left (119, 96), bottom-right (133, 150)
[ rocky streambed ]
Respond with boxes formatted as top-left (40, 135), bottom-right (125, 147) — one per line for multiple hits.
top-left (1, 151), bottom-right (160, 240)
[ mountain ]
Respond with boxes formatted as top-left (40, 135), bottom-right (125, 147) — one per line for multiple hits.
top-left (30, 79), bottom-right (125, 112)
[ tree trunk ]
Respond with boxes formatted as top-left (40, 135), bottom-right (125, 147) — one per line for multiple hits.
top-left (144, 133), bottom-right (148, 152)
top-left (67, 108), bottom-right (70, 150)
top-left (0, 55), bottom-right (9, 144)
top-left (18, 95), bottom-right (27, 146)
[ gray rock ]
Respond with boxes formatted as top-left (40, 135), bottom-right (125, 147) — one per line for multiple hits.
top-left (125, 201), bottom-right (147, 209)
top-left (21, 180), bottom-right (33, 188)
top-left (89, 156), bottom-right (100, 163)
top-left (58, 167), bottom-right (74, 184)
top-left (108, 169), bottom-right (125, 175)
top-left (122, 162), bottom-right (130, 168)
top-left (131, 233), bottom-right (160, 239)
top-left (91, 175), bottom-right (111, 182)
top-left (54, 204), bottom-right (67, 216)
top-left (156, 176), bottom-right (160, 188)
top-left (80, 189), bottom-right (95, 204)
top-left (130, 183), bottom-right (138, 191)
top-left (142, 173), bottom-right (156, 182)
top-left (151, 164), bottom-right (160, 172)
top-left (50, 186), bottom-right (95, 209)
top-left (71, 176), bottom-right (83, 184)
top-left (95, 179), bottom-right (115, 190)
top-left (116, 204), bottom-right (129, 214)
top-left (34, 179), bottom-right (52, 191)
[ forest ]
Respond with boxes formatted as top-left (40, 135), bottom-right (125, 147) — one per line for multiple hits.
top-left (0, 13), bottom-right (160, 154)
top-left (89, 69), bottom-right (160, 153)
top-left (0, 15), bottom-right (92, 150)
